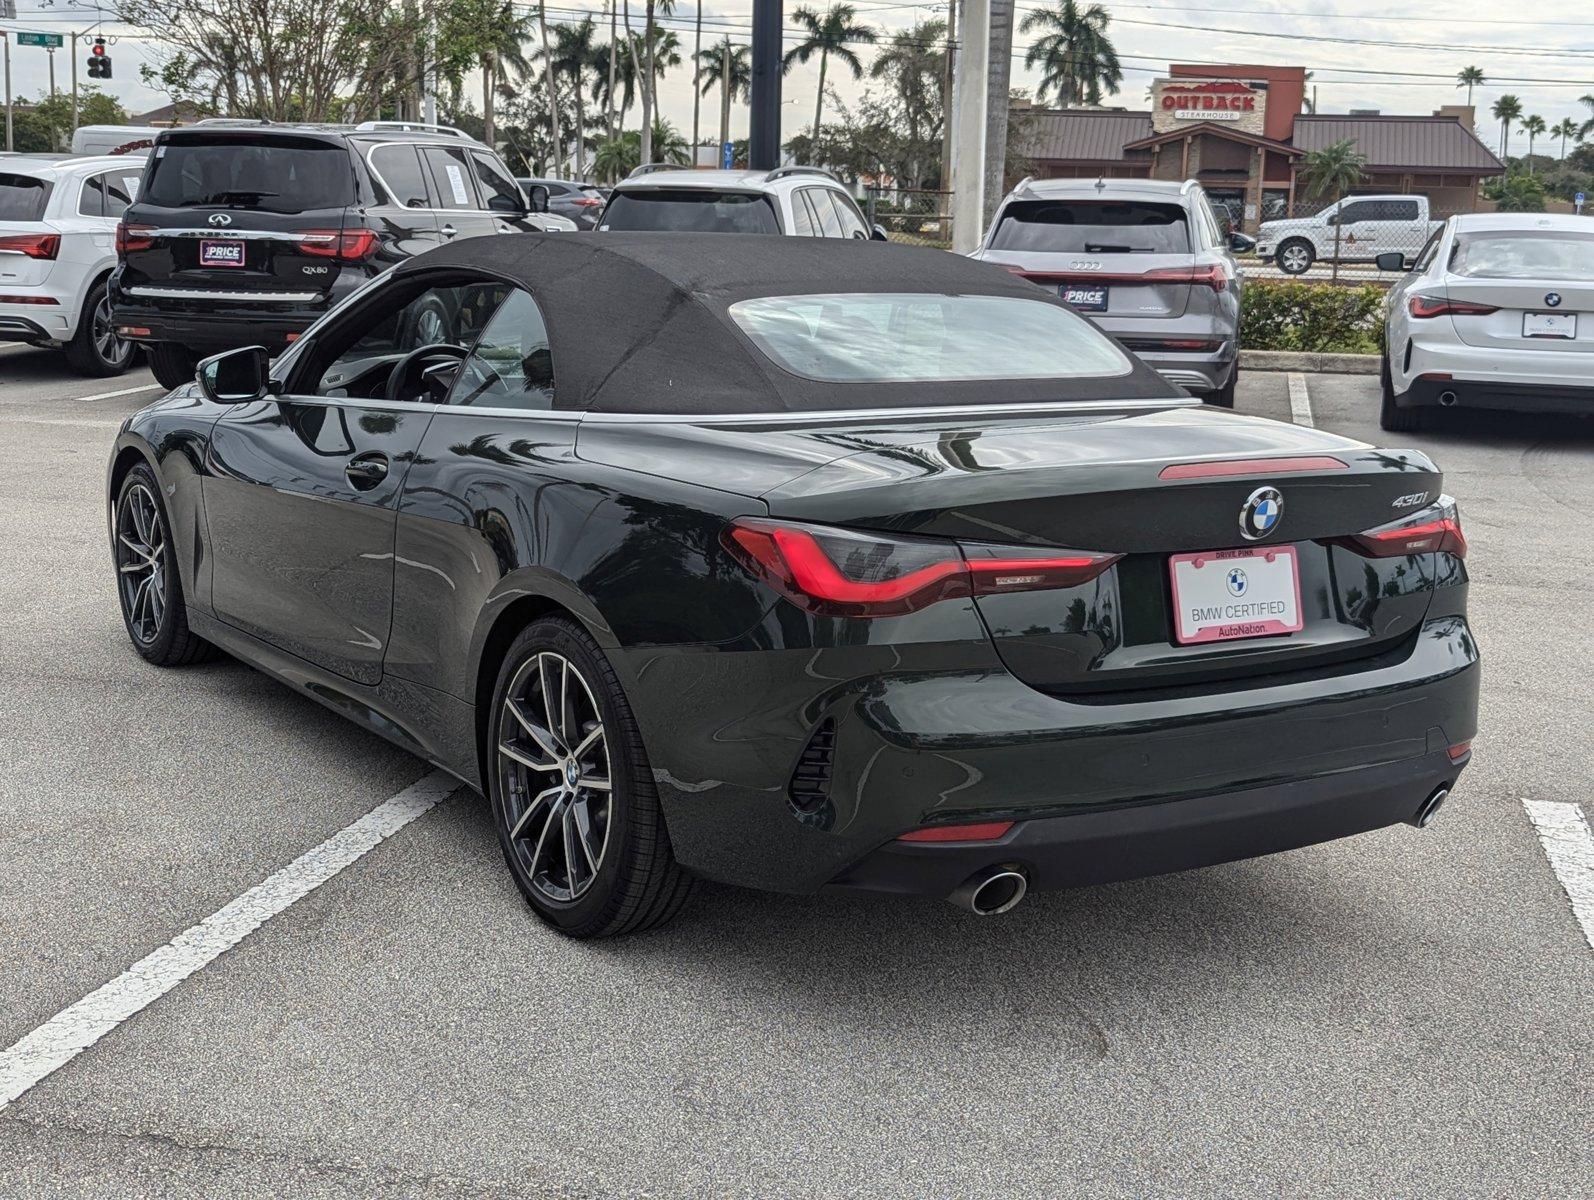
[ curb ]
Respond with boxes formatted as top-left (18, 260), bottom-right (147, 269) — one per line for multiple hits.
top-left (1240, 349), bottom-right (1380, 375)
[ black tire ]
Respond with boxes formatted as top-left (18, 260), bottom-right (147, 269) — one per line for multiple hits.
top-left (113, 464), bottom-right (214, 667)
top-left (487, 617), bottom-right (694, 938)
top-left (1379, 353), bottom-right (1424, 432)
top-left (149, 343), bottom-right (197, 391)
top-left (1203, 364), bottom-right (1237, 408)
top-left (1277, 238), bottom-right (1315, 276)
top-left (63, 279), bottom-right (136, 377)
top-left (404, 295), bottom-right (454, 347)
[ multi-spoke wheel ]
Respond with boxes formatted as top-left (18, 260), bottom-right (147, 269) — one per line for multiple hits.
top-left (487, 617), bottom-right (694, 937)
top-left (65, 280), bottom-right (137, 377)
top-left (112, 464), bottom-right (212, 666)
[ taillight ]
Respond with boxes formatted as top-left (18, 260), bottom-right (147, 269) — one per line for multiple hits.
top-left (572, 197), bottom-right (604, 207)
top-left (1343, 496), bottom-right (1467, 559)
top-left (1007, 263), bottom-right (1228, 291)
top-left (1144, 262), bottom-right (1229, 291)
top-left (1408, 293), bottom-right (1497, 319)
top-left (722, 518), bottom-right (1120, 618)
top-left (0, 232), bottom-right (60, 260)
top-left (297, 228), bottom-right (379, 261)
top-left (115, 223), bottom-right (154, 255)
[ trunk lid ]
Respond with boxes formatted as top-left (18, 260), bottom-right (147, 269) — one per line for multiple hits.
top-left (1442, 226), bottom-right (1594, 351)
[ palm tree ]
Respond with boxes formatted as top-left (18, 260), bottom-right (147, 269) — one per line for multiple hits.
top-left (532, 0), bottom-right (561, 174)
top-left (783, 5), bottom-right (878, 143)
top-left (1298, 138), bottom-right (1366, 282)
top-left (697, 38), bottom-right (751, 160)
top-left (1552, 117), bottom-right (1580, 159)
top-left (1492, 94), bottom-right (1523, 160)
top-left (637, 0), bottom-right (677, 166)
top-left (870, 19), bottom-right (947, 189)
top-left (479, 2), bottom-right (535, 152)
top-left (1520, 114), bottom-right (1546, 174)
top-left (690, 1), bottom-right (705, 160)
top-left (1020, 1), bottom-right (1122, 107)
top-left (592, 118), bottom-right (689, 182)
top-left (1578, 94), bottom-right (1594, 141)
top-left (550, 17), bottom-right (601, 180)
top-left (1456, 66), bottom-right (1485, 108)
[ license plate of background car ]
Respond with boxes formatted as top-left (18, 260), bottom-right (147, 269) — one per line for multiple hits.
top-left (1523, 312), bottom-right (1576, 339)
top-left (1168, 545), bottom-right (1303, 645)
top-left (199, 239), bottom-right (246, 268)
top-left (1060, 285), bottom-right (1108, 312)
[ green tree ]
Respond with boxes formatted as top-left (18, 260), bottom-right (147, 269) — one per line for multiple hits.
top-left (13, 89), bottom-right (127, 152)
top-left (869, 19), bottom-right (947, 189)
top-left (1579, 93), bottom-right (1594, 141)
top-left (1487, 169), bottom-right (1546, 212)
top-left (592, 117), bottom-right (687, 181)
top-left (697, 38), bottom-right (751, 159)
top-left (437, 0), bottom-right (534, 151)
top-left (783, 4), bottom-right (878, 145)
top-left (1552, 117), bottom-right (1580, 159)
top-left (636, 0), bottom-right (677, 165)
top-left (1520, 114), bottom-right (1546, 174)
top-left (1020, 1), bottom-right (1122, 107)
top-left (550, 16), bottom-right (603, 179)
top-left (1491, 94), bottom-right (1523, 159)
top-left (1456, 66), bottom-right (1485, 108)
top-left (1299, 138), bottom-right (1367, 282)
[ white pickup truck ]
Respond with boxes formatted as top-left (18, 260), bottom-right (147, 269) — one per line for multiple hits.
top-left (1256, 194), bottom-right (1442, 275)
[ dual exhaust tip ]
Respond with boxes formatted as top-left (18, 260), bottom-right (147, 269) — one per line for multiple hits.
top-left (947, 866), bottom-right (1028, 916)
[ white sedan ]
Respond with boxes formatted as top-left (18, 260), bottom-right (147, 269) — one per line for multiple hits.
top-left (1378, 212), bottom-right (1594, 431)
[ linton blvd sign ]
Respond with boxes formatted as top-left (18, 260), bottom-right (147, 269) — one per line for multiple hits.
top-left (1151, 79), bottom-right (1268, 135)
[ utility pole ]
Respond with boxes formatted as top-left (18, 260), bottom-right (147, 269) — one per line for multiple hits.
top-left (46, 45), bottom-right (55, 101)
top-left (981, 0), bottom-right (1014, 228)
top-left (70, 31), bottom-right (78, 134)
top-left (720, 40), bottom-right (732, 160)
top-left (950, 0), bottom-right (989, 253)
top-left (749, 0), bottom-right (782, 169)
top-left (939, 0), bottom-right (957, 238)
top-left (3, 34), bottom-right (12, 154)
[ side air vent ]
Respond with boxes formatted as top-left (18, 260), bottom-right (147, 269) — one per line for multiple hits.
top-left (788, 718), bottom-right (837, 816)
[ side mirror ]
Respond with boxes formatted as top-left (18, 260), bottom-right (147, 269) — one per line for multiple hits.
top-left (488, 192), bottom-right (525, 215)
top-left (1228, 231), bottom-right (1256, 253)
top-left (524, 183), bottom-right (550, 214)
top-left (1375, 252), bottom-right (1408, 272)
top-left (197, 346), bottom-right (271, 404)
top-left (870, 223), bottom-right (889, 242)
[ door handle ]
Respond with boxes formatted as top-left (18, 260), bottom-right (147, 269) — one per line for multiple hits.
top-left (440, 223), bottom-right (458, 239)
top-left (345, 452), bottom-right (389, 490)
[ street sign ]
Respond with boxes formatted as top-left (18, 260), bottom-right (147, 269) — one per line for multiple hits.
top-left (1577, 192), bottom-right (1586, 213)
top-left (18, 32), bottom-right (65, 48)
top-left (722, 141), bottom-right (734, 170)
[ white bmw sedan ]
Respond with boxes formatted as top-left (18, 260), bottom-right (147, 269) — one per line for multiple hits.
top-left (1378, 212), bottom-right (1594, 431)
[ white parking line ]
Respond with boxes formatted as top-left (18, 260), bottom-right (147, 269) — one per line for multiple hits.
top-left (77, 383), bottom-right (162, 402)
top-left (1522, 800), bottom-right (1594, 951)
top-left (0, 770), bottom-right (458, 1110)
top-left (1287, 373), bottom-right (1314, 427)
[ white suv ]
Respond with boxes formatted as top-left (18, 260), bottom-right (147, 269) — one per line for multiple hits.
top-left (0, 153), bottom-right (147, 375)
top-left (598, 165), bottom-right (884, 238)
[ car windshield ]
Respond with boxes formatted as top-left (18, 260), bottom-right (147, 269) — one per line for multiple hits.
top-left (602, 189), bottom-right (781, 234)
top-left (990, 199), bottom-right (1191, 254)
top-left (1449, 230), bottom-right (1594, 281)
top-left (142, 137), bottom-right (353, 213)
top-left (0, 173), bottom-right (51, 220)
top-left (728, 292), bottom-right (1133, 383)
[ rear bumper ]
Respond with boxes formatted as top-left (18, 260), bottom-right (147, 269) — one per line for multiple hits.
top-left (0, 298), bottom-right (75, 344)
top-left (1401, 374), bottom-right (1594, 415)
top-left (108, 270), bottom-right (367, 354)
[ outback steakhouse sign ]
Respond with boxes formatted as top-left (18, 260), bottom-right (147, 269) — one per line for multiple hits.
top-left (1150, 79), bottom-right (1268, 135)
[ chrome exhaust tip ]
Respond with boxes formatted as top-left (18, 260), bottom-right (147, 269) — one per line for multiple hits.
top-left (1409, 786), bottom-right (1450, 829)
top-left (948, 867), bottom-right (1029, 916)
top-left (1438, 390), bottom-right (1458, 407)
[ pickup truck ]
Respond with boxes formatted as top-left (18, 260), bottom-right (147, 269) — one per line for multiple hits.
top-left (1256, 194), bottom-right (1442, 275)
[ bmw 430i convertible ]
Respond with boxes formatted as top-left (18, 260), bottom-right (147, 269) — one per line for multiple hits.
top-left (108, 235), bottom-right (1478, 937)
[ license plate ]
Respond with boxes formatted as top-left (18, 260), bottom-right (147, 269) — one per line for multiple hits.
top-left (199, 239), bottom-right (246, 268)
top-left (1169, 545), bottom-right (1303, 645)
top-left (1523, 312), bottom-right (1575, 339)
top-left (1061, 285), bottom-right (1108, 312)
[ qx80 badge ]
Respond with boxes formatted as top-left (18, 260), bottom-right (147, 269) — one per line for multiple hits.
top-left (1238, 486), bottom-right (1283, 541)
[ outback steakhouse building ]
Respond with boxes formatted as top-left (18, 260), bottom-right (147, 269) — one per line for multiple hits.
top-left (1015, 64), bottom-right (1503, 230)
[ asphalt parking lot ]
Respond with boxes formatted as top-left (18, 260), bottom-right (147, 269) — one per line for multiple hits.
top-left (1, 341), bottom-right (1590, 1198)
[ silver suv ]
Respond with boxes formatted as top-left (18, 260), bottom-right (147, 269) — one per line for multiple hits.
top-left (971, 178), bottom-right (1244, 405)
top-left (598, 165), bottom-right (884, 239)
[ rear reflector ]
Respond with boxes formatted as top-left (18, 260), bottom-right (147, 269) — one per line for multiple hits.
top-left (0, 233), bottom-right (60, 260)
top-left (1159, 456), bottom-right (1348, 480)
top-left (117, 326), bottom-right (151, 338)
top-left (1409, 293), bottom-right (1498, 319)
top-left (0, 294), bottom-right (60, 305)
top-left (1447, 740), bottom-right (1473, 762)
top-left (897, 821), bottom-right (1014, 843)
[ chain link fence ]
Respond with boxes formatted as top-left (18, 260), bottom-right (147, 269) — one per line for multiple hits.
top-left (1236, 197), bottom-right (1481, 286)
top-left (864, 187), bottom-right (953, 249)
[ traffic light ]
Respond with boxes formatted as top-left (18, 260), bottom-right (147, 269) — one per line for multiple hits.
top-left (87, 41), bottom-right (112, 80)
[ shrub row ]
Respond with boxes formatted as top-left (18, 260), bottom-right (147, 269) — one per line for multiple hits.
top-left (1238, 279), bottom-right (1387, 355)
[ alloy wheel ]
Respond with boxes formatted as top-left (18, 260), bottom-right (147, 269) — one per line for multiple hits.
top-left (416, 306), bottom-right (447, 345)
top-left (1281, 245), bottom-right (1310, 273)
top-left (93, 292), bottom-right (132, 368)
top-left (496, 651), bottom-right (613, 903)
top-left (116, 483), bottom-right (167, 644)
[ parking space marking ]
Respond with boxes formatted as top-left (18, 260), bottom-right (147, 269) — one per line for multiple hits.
top-left (1522, 800), bottom-right (1594, 951)
top-left (1287, 373), bottom-right (1314, 427)
top-left (77, 383), bottom-right (162, 402)
top-left (0, 770), bottom-right (459, 1110)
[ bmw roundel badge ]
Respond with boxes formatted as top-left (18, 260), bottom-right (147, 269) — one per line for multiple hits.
top-left (1239, 486), bottom-right (1283, 541)
top-left (1546, 292), bottom-right (1562, 308)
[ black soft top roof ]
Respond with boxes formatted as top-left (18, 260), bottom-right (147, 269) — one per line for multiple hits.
top-left (393, 232), bottom-right (1181, 415)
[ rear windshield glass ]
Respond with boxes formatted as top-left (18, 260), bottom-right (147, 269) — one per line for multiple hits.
top-left (0, 174), bottom-right (51, 220)
top-left (729, 293), bottom-right (1132, 383)
top-left (602, 189), bottom-right (781, 234)
top-left (142, 137), bottom-right (353, 213)
top-left (1450, 230), bottom-right (1594, 282)
top-left (990, 199), bottom-right (1191, 254)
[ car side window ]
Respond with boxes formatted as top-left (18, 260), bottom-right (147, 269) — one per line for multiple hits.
top-left (1337, 201), bottom-right (1370, 225)
top-left (420, 146), bottom-right (479, 211)
top-left (448, 288), bottom-right (555, 410)
top-left (809, 188), bottom-right (844, 237)
top-left (78, 174), bottom-right (106, 216)
top-left (469, 150), bottom-right (524, 213)
top-left (829, 190), bottom-right (869, 239)
top-left (101, 171), bottom-right (139, 218)
top-left (790, 190), bottom-right (817, 236)
top-left (371, 144), bottom-right (430, 208)
top-left (1389, 200), bottom-right (1420, 221)
top-left (1414, 229), bottom-right (1443, 271)
top-left (1192, 195), bottom-right (1223, 248)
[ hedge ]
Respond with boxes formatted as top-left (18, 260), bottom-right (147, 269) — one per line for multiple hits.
top-left (1238, 279), bottom-right (1387, 355)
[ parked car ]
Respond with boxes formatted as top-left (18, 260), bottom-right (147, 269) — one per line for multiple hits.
top-left (1377, 211), bottom-right (1594, 430)
top-left (109, 120), bottom-right (574, 389)
top-left (972, 177), bottom-right (1245, 406)
top-left (1258, 194), bottom-right (1442, 276)
top-left (516, 177), bottom-right (607, 230)
top-left (598, 164), bottom-right (884, 238)
top-left (0, 153), bottom-right (149, 375)
top-left (107, 233), bottom-right (1476, 938)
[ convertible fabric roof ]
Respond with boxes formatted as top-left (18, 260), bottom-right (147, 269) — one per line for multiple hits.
top-left (393, 232), bottom-right (1181, 415)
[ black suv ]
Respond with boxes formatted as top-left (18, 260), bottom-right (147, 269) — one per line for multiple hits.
top-left (110, 121), bottom-right (570, 388)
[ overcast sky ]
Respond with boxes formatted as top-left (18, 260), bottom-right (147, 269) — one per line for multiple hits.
top-left (3, 0), bottom-right (1591, 155)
